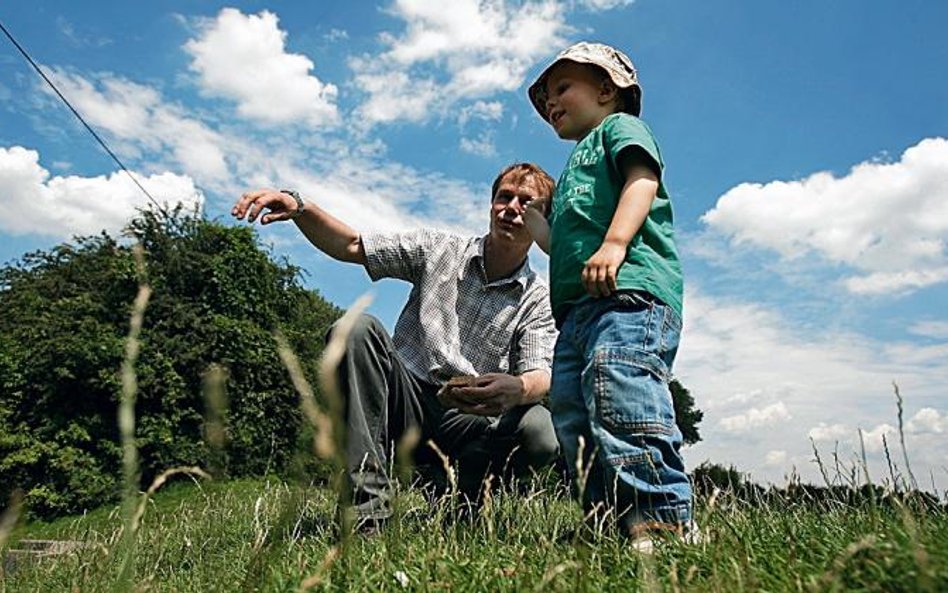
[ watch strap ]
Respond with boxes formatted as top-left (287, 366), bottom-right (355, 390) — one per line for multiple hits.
top-left (280, 189), bottom-right (305, 219)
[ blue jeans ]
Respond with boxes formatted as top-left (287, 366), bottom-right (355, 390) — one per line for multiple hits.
top-left (549, 291), bottom-right (692, 530)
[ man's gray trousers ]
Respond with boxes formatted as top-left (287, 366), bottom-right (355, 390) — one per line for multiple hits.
top-left (331, 314), bottom-right (559, 521)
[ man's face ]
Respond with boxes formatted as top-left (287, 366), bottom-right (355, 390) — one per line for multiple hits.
top-left (489, 173), bottom-right (544, 246)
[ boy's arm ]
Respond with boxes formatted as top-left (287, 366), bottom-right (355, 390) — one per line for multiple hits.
top-left (582, 153), bottom-right (659, 297)
top-left (523, 202), bottom-right (551, 254)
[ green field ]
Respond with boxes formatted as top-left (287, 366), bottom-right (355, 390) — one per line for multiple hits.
top-left (2, 215), bottom-right (945, 592)
top-left (3, 475), bottom-right (946, 592)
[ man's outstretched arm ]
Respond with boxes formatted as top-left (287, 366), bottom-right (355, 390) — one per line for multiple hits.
top-left (232, 189), bottom-right (366, 265)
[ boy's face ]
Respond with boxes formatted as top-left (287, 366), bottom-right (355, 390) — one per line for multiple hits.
top-left (543, 61), bottom-right (616, 141)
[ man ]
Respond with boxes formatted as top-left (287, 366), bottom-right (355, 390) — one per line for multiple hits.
top-left (232, 163), bottom-right (559, 529)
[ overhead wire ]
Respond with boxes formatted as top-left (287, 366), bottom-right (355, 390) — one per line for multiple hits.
top-left (0, 18), bottom-right (167, 215)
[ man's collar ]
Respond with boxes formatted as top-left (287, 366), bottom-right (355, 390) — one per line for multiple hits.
top-left (469, 235), bottom-right (532, 288)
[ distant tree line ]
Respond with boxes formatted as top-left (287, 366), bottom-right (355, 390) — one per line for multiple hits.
top-left (692, 461), bottom-right (945, 512)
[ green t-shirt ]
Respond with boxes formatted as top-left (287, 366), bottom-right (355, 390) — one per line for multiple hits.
top-left (548, 113), bottom-right (683, 323)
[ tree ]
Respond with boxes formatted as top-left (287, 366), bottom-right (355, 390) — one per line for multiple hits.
top-left (0, 206), bottom-right (341, 518)
top-left (691, 461), bottom-right (748, 495)
top-left (670, 378), bottom-right (703, 445)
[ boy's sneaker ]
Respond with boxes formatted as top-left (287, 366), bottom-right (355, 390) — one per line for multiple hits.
top-left (626, 520), bottom-right (705, 553)
top-left (681, 520), bottom-right (705, 545)
top-left (629, 533), bottom-right (656, 554)
top-left (625, 521), bottom-right (675, 554)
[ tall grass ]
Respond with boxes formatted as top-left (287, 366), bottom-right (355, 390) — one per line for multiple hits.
top-left (112, 244), bottom-right (153, 592)
top-left (3, 472), bottom-right (946, 592)
top-left (1, 269), bottom-right (946, 591)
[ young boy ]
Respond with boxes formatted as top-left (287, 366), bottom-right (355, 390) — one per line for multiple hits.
top-left (523, 42), bottom-right (693, 545)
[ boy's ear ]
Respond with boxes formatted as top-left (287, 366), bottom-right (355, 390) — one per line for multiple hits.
top-left (598, 78), bottom-right (619, 105)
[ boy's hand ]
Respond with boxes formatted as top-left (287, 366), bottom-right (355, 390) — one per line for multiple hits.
top-left (582, 239), bottom-right (626, 297)
top-left (525, 195), bottom-right (549, 216)
top-left (523, 199), bottom-right (551, 254)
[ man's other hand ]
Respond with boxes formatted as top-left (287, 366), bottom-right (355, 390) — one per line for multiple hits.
top-left (447, 373), bottom-right (525, 416)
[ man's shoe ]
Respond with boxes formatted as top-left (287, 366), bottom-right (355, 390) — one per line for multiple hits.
top-left (354, 516), bottom-right (386, 537)
top-left (335, 508), bottom-right (388, 539)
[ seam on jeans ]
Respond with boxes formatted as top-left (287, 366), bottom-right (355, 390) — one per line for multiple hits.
top-left (594, 349), bottom-right (605, 421)
top-left (594, 348), bottom-right (668, 382)
top-left (660, 309), bottom-right (669, 355)
top-left (622, 421), bottom-right (674, 435)
top-left (607, 451), bottom-right (652, 467)
top-left (659, 306), bottom-right (680, 354)
top-left (644, 296), bottom-right (654, 346)
top-left (662, 305), bottom-right (681, 333)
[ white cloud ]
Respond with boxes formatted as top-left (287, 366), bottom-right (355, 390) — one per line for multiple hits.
top-left (678, 289), bottom-right (948, 490)
top-left (459, 132), bottom-right (497, 157)
top-left (0, 145), bottom-right (202, 238)
top-left (700, 138), bottom-right (948, 295)
top-left (808, 422), bottom-right (851, 442)
top-left (352, 0), bottom-right (567, 126)
top-left (56, 16), bottom-right (112, 48)
top-left (234, 142), bottom-right (490, 239)
top-left (844, 268), bottom-right (948, 295)
top-left (352, 70), bottom-right (440, 125)
top-left (719, 402), bottom-right (791, 433)
top-left (458, 100), bottom-right (504, 127)
top-left (36, 65), bottom-right (491, 240)
top-left (574, 0), bottom-right (634, 10)
top-left (45, 69), bottom-right (231, 187)
top-left (861, 423), bottom-right (897, 453)
top-left (324, 28), bottom-right (349, 42)
top-left (184, 8), bottom-right (339, 126)
top-left (909, 320), bottom-right (948, 340)
top-left (722, 390), bottom-right (762, 406)
top-left (906, 408), bottom-right (946, 435)
top-left (765, 450), bottom-right (787, 466)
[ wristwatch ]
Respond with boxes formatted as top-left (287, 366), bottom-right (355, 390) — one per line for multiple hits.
top-left (280, 189), bottom-right (305, 219)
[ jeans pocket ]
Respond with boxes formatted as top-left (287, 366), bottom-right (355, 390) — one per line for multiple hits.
top-left (592, 346), bottom-right (674, 435)
top-left (614, 291), bottom-right (653, 312)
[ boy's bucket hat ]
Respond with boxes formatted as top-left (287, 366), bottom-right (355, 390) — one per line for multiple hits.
top-left (528, 41), bottom-right (642, 120)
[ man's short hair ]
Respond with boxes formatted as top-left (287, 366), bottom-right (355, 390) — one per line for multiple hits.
top-left (491, 163), bottom-right (555, 203)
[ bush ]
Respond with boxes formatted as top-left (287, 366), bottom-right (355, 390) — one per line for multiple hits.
top-left (0, 206), bottom-right (341, 518)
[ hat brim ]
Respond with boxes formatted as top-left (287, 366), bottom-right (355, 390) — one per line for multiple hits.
top-left (527, 56), bottom-right (641, 120)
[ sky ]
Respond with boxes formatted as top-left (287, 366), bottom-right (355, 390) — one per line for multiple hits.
top-left (1, 0), bottom-right (946, 494)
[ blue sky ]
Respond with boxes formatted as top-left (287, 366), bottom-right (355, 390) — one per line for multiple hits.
top-left (2, 1), bottom-right (946, 492)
